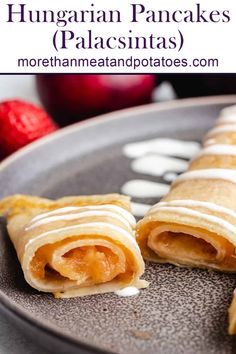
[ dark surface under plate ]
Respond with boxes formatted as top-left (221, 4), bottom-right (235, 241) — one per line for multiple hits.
top-left (1, 96), bottom-right (236, 354)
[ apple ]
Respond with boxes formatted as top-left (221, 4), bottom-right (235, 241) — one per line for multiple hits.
top-left (36, 74), bottom-right (155, 126)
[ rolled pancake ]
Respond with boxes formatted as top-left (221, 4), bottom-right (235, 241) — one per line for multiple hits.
top-left (0, 194), bottom-right (147, 298)
top-left (136, 105), bottom-right (236, 334)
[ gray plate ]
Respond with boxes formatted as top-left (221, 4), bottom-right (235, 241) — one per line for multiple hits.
top-left (1, 96), bottom-right (236, 354)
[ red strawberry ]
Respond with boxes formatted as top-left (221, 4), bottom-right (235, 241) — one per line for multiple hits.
top-left (0, 100), bottom-right (58, 159)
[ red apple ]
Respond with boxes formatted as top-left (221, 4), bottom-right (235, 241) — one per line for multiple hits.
top-left (36, 75), bottom-right (155, 126)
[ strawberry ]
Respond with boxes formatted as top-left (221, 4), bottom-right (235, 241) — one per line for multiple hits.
top-left (0, 100), bottom-right (58, 159)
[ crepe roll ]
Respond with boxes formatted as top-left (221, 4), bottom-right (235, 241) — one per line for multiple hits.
top-left (137, 106), bottom-right (236, 270)
top-left (0, 194), bottom-right (147, 298)
top-left (136, 106), bottom-right (236, 333)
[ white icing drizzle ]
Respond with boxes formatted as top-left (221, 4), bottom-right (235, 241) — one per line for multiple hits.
top-left (206, 124), bottom-right (236, 138)
top-left (26, 210), bottom-right (133, 231)
top-left (217, 105), bottom-right (236, 125)
top-left (121, 180), bottom-right (170, 198)
top-left (147, 206), bottom-right (236, 241)
top-left (173, 169), bottom-right (236, 186)
top-left (204, 138), bottom-right (217, 146)
top-left (31, 205), bottom-right (136, 228)
top-left (131, 202), bottom-right (151, 217)
top-left (150, 200), bottom-right (236, 221)
top-left (163, 172), bottom-right (178, 182)
top-left (196, 144), bottom-right (236, 159)
top-left (194, 144), bottom-right (236, 158)
top-left (32, 206), bottom-right (84, 221)
top-left (121, 138), bottom-right (199, 202)
top-left (26, 222), bottom-right (139, 250)
top-left (115, 286), bottom-right (140, 297)
top-left (123, 138), bottom-right (200, 159)
top-left (131, 155), bottom-right (188, 177)
top-left (217, 117), bottom-right (236, 125)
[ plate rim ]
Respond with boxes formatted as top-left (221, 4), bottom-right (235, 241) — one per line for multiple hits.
top-left (1, 94), bottom-right (236, 354)
top-left (1, 94), bottom-right (236, 172)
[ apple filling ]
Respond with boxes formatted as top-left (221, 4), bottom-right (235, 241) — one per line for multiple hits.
top-left (147, 224), bottom-right (236, 270)
top-left (56, 246), bottom-right (125, 283)
top-left (30, 243), bottom-right (127, 285)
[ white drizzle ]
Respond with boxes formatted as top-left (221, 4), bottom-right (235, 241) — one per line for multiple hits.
top-left (163, 172), bottom-right (178, 182)
top-left (150, 200), bottom-right (236, 221)
top-left (131, 155), bottom-right (188, 177)
top-left (217, 105), bottom-right (236, 125)
top-left (26, 222), bottom-right (139, 249)
top-left (121, 180), bottom-right (170, 198)
top-left (204, 138), bottom-right (217, 147)
top-left (217, 117), bottom-right (236, 125)
top-left (173, 169), bottom-right (236, 186)
top-left (121, 138), bottom-right (199, 201)
top-left (115, 286), bottom-right (140, 297)
top-left (194, 144), bottom-right (236, 158)
top-left (131, 202), bottom-right (151, 217)
top-left (26, 210), bottom-right (133, 231)
top-left (123, 138), bottom-right (200, 159)
top-left (206, 124), bottom-right (236, 138)
top-left (32, 206), bottom-right (80, 221)
top-left (31, 205), bottom-right (136, 228)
